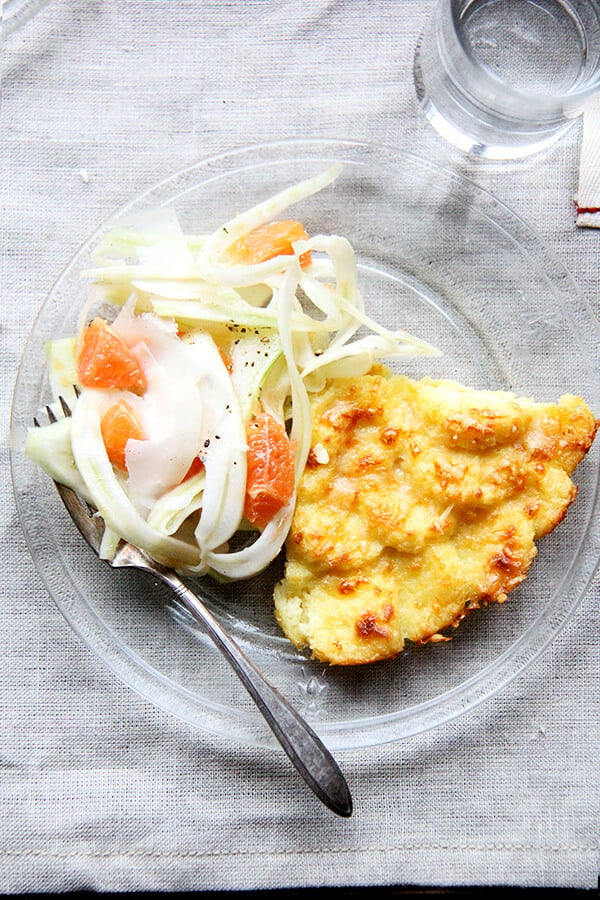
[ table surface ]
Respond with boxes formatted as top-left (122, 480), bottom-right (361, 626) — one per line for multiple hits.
top-left (2, 1), bottom-right (599, 893)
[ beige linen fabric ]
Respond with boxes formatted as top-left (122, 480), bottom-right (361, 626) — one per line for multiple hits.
top-left (2, 1), bottom-right (598, 891)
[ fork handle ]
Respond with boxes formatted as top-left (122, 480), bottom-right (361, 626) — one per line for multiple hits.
top-left (156, 567), bottom-right (353, 818)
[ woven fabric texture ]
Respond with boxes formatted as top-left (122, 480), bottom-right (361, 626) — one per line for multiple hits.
top-left (2, 1), bottom-right (599, 891)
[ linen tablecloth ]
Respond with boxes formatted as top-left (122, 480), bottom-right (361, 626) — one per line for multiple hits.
top-left (2, 1), bottom-right (598, 891)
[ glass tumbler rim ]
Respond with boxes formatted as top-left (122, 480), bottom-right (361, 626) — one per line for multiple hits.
top-left (446, 0), bottom-right (600, 104)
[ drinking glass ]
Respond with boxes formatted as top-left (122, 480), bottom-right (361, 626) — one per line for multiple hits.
top-left (415, 0), bottom-right (600, 159)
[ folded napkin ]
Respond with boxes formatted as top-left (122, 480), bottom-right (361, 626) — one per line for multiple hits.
top-left (575, 93), bottom-right (600, 227)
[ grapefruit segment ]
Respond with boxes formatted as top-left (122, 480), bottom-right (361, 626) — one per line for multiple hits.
top-left (100, 399), bottom-right (145, 471)
top-left (183, 456), bottom-right (205, 481)
top-left (77, 318), bottom-right (147, 395)
top-left (230, 220), bottom-right (312, 269)
top-left (244, 413), bottom-right (295, 529)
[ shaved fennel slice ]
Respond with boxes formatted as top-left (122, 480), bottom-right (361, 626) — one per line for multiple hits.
top-left (290, 320), bottom-right (327, 374)
top-left (276, 267), bottom-right (313, 480)
top-left (229, 328), bottom-right (283, 422)
top-left (25, 417), bottom-right (94, 506)
top-left (203, 499), bottom-right (295, 579)
top-left (82, 262), bottom-right (205, 287)
top-left (300, 342), bottom-right (392, 386)
top-left (138, 281), bottom-right (241, 304)
top-left (296, 237), bottom-right (363, 353)
top-left (70, 391), bottom-right (200, 569)
top-left (100, 525), bottom-right (122, 560)
top-left (83, 264), bottom-right (245, 306)
top-left (147, 470), bottom-right (206, 536)
top-left (91, 226), bottom-right (209, 267)
top-left (149, 297), bottom-right (337, 333)
top-left (85, 209), bottom-right (207, 301)
top-left (124, 207), bottom-right (199, 298)
top-left (299, 234), bottom-right (363, 341)
top-left (256, 356), bottom-right (291, 425)
top-left (294, 273), bottom-right (344, 323)
top-left (300, 272), bottom-right (440, 357)
top-left (195, 253), bottom-right (303, 290)
top-left (201, 163), bottom-right (342, 261)
top-left (301, 333), bottom-right (439, 383)
top-left (183, 331), bottom-right (247, 553)
top-left (46, 337), bottom-right (78, 405)
top-left (91, 228), bottom-right (162, 265)
top-left (127, 207), bottom-right (195, 265)
top-left (300, 235), bottom-right (360, 307)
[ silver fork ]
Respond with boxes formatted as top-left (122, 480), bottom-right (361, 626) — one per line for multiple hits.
top-left (35, 399), bottom-right (352, 818)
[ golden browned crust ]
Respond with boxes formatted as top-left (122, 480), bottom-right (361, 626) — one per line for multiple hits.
top-left (274, 374), bottom-right (598, 665)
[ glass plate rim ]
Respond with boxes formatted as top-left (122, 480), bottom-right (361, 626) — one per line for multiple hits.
top-left (10, 137), bottom-right (600, 751)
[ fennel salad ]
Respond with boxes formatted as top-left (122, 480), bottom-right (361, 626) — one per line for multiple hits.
top-left (26, 165), bottom-right (438, 580)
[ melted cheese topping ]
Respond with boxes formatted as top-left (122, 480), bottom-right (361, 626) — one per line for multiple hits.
top-left (274, 371), bottom-right (598, 665)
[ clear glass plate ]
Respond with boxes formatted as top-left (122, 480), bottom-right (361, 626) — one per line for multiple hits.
top-left (10, 139), bottom-right (600, 750)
